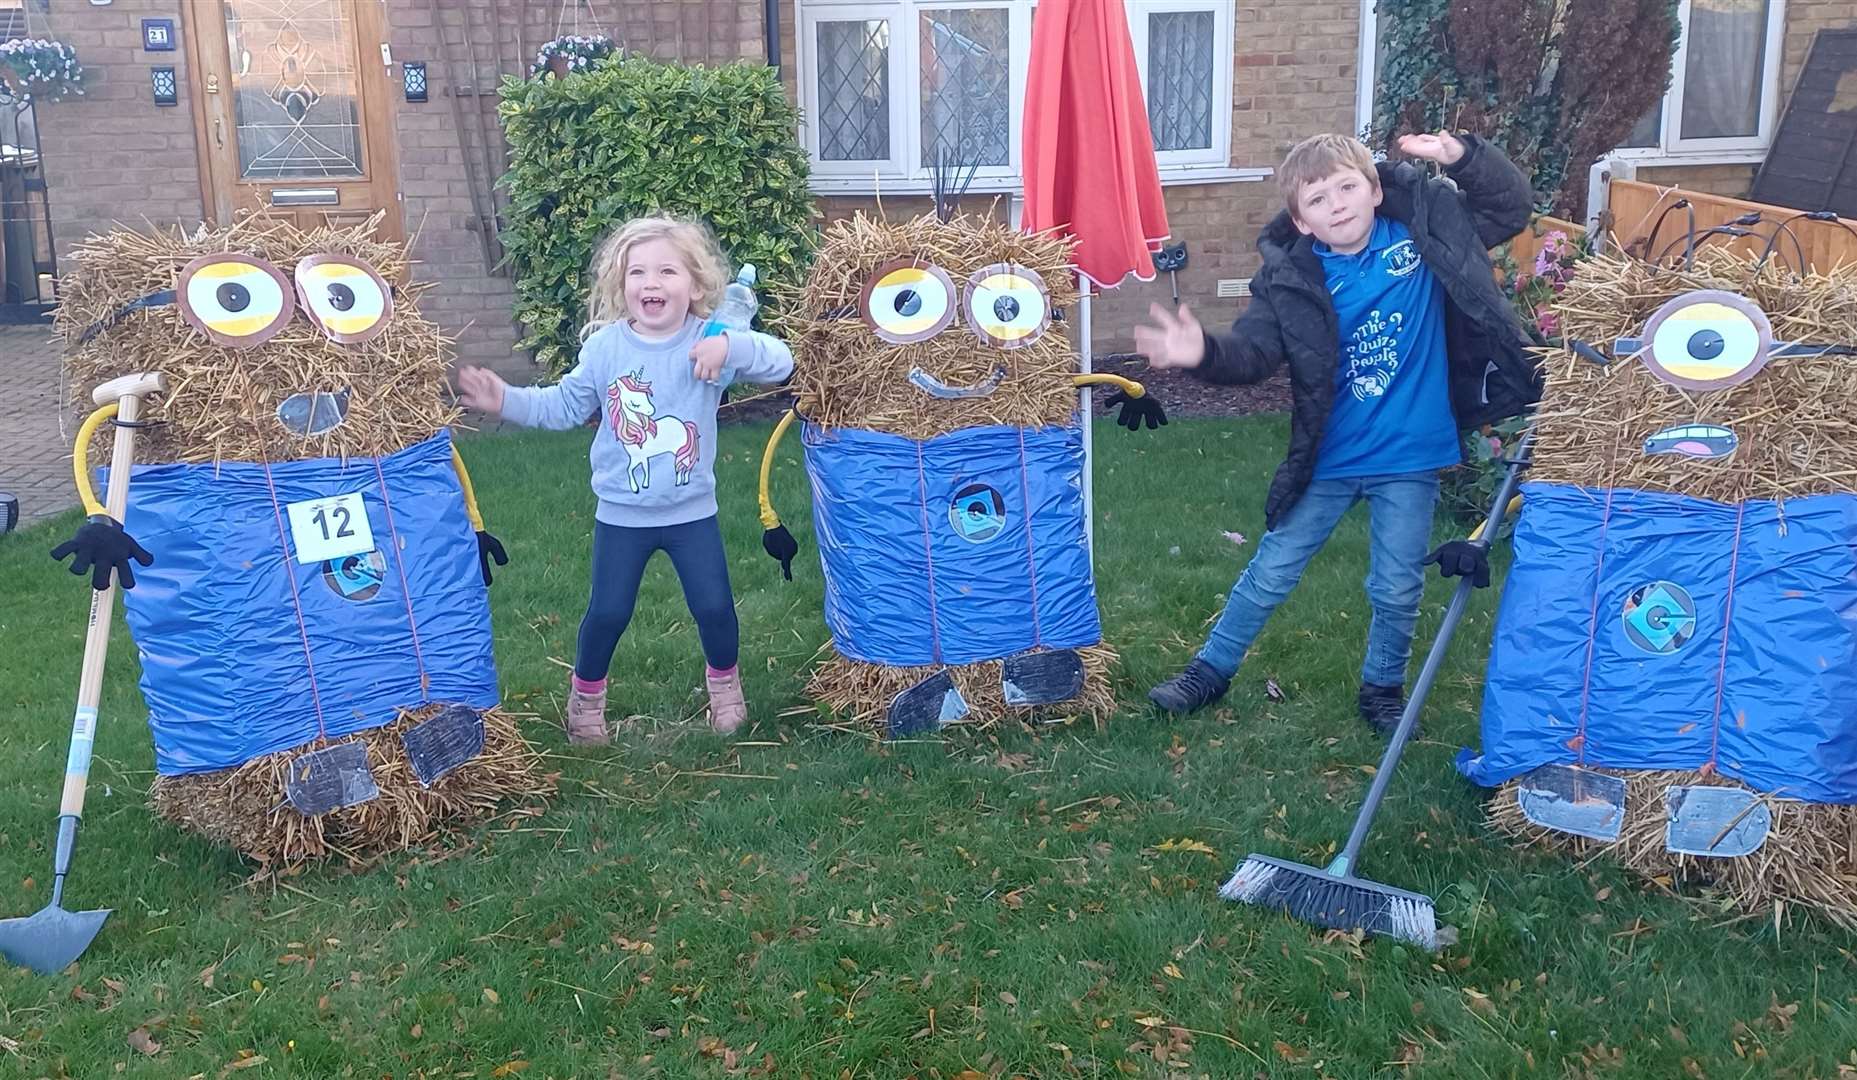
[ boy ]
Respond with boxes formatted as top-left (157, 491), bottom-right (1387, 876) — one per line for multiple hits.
top-left (1135, 130), bottom-right (1540, 732)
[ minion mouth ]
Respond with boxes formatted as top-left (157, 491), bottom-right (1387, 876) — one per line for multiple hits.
top-left (1643, 423), bottom-right (1737, 459)
top-left (908, 366), bottom-right (1006, 399)
top-left (278, 388), bottom-right (351, 436)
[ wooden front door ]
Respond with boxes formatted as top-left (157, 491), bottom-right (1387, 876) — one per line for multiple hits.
top-left (185, 0), bottom-right (401, 240)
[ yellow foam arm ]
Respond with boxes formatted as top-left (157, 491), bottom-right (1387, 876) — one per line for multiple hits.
top-left (1072, 373), bottom-right (1146, 398)
top-left (759, 409), bottom-right (797, 529)
top-left (450, 444), bottom-right (486, 532)
top-left (1468, 495), bottom-right (1524, 543)
top-left (72, 403), bottom-right (118, 517)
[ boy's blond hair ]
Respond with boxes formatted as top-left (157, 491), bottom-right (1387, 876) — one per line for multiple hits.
top-left (583, 214), bottom-right (731, 341)
top-left (1277, 134), bottom-right (1380, 221)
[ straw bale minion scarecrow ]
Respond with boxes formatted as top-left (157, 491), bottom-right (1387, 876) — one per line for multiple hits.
top-left (1456, 242), bottom-right (1857, 924)
top-left (756, 210), bottom-right (1168, 735)
top-left (44, 216), bottom-right (549, 869)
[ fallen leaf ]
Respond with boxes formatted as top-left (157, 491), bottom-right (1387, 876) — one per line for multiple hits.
top-left (1162, 964), bottom-right (1184, 980)
top-left (227, 1055), bottom-right (268, 1070)
top-left (491, 1062), bottom-right (530, 1078)
top-left (999, 991), bottom-right (1018, 1006)
top-left (1221, 531), bottom-right (1248, 546)
top-left (126, 1028), bottom-right (161, 1056)
top-left (1594, 887), bottom-right (1613, 902)
top-left (482, 987), bottom-right (501, 1006)
top-left (1133, 1014), bottom-right (1165, 1028)
top-left (1156, 838), bottom-right (1217, 857)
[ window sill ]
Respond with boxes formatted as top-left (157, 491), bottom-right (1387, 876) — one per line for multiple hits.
top-left (806, 164), bottom-right (1272, 196)
top-left (1605, 149), bottom-right (1768, 168)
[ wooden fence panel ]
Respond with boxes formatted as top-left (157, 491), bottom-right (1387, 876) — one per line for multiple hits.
top-left (1604, 179), bottom-right (1857, 274)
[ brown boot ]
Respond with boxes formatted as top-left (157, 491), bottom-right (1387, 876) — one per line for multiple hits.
top-left (706, 667), bottom-right (747, 735)
top-left (565, 680), bottom-right (610, 746)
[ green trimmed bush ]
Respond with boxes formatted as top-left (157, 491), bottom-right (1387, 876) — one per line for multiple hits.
top-left (498, 55), bottom-right (815, 376)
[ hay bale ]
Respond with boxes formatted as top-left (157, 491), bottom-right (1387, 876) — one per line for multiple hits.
top-left (56, 213), bottom-right (455, 466)
top-left (806, 643), bottom-right (1117, 731)
top-left (149, 705), bottom-right (552, 869)
top-left (1489, 771), bottom-right (1857, 928)
top-left (773, 212), bottom-right (1081, 440)
top-left (1530, 248), bottom-right (1857, 503)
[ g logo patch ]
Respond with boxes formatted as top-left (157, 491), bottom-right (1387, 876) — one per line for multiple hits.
top-left (322, 549), bottom-right (386, 601)
top-left (1622, 581), bottom-right (1696, 655)
top-left (948, 483), bottom-right (1007, 543)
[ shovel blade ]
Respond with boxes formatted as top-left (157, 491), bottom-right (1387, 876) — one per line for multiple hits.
top-left (400, 704), bottom-right (487, 787)
top-left (0, 903), bottom-right (111, 974)
top-left (886, 669), bottom-right (968, 738)
top-left (1665, 785), bottom-right (1772, 857)
top-left (1517, 763), bottom-right (1627, 842)
top-left (1000, 648), bottom-right (1085, 706)
top-left (283, 740), bottom-right (380, 816)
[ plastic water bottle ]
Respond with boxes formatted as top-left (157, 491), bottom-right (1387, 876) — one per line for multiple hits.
top-left (701, 263), bottom-right (758, 338)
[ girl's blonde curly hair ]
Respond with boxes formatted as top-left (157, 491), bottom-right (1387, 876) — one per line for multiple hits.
top-left (582, 215), bottom-right (731, 341)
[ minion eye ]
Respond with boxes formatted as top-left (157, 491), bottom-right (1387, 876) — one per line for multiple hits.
top-left (964, 264), bottom-right (1050, 348)
top-left (295, 255), bottom-right (393, 344)
top-left (178, 255), bottom-right (293, 347)
top-left (860, 259), bottom-right (956, 343)
top-left (1641, 290), bottom-right (1772, 391)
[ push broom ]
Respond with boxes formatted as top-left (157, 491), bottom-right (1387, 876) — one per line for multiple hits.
top-left (1219, 431), bottom-right (1533, 948)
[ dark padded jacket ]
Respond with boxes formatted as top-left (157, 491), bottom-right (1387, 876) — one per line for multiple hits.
top-left (1195, 133), bottom-right (1542, 529)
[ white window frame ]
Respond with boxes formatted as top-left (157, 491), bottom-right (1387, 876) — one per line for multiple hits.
top-left (798, 0), bottom-right (1259, 195)
top-left (1611, 0), bottom-right (1787, 165)
top-left (1127, 0), bottom-right (1235, 170)
top-left (1355, 0), bottom-right (1787, 167)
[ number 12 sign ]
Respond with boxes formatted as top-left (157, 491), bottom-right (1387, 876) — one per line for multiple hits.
top-left (285, 491), bottom-right (377, 565)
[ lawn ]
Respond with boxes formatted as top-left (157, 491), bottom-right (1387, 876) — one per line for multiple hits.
top-left (1, 416), bottom-right (1852, 1079)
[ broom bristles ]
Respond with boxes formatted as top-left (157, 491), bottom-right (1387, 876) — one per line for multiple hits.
top-left (1220, 854), bottom-right (1439, 950)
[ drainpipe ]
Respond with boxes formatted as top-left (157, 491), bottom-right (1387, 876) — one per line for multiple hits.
top-left (763, 0), bottom-right (781, 72)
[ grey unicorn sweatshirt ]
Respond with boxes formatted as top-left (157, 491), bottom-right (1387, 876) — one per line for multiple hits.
top-left (499, 316), bottom-right (794, 527)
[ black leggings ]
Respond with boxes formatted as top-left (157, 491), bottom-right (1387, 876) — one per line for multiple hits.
top-left (574, 516), bottom-right (739, 680)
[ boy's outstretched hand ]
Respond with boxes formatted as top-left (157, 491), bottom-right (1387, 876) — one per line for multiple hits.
top-left (456, 365), bottom-right (508, 415)
top-left (1133, 303), bottom-right (1206, 370)
top-left (1395, 132), bottom-right (1465, 166)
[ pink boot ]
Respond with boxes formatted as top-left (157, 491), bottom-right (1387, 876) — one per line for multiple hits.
top-left (706, 666), bottom-right (747, 735)
top-left (565, 676), bottom-right (610, 746)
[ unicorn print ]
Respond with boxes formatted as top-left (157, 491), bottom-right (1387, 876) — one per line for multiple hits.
top-left (606, 370), bottom-right (701, 492)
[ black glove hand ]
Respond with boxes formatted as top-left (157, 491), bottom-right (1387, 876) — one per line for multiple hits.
top-left (476, 530), bottom-right (508, 586)
top-left (50, 514), bottom-right (153, 591)
top-left (1423, 539), bottom-right (1490, 588)
top-left (762, 524), bottom-right (798, 581)
top-left (1105, 389), bottom-right (1168, 431)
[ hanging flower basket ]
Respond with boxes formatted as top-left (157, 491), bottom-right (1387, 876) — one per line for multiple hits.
top-left (0, 38), bottom-right (86, 105)
top-left (529, 34), bottom-right (616, 80)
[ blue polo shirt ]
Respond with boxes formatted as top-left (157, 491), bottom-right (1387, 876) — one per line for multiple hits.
top-left (1311, 217), bottom-right (1460, 479)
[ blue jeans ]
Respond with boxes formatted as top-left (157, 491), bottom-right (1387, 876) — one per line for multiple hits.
top-left (1197, 471), bottom-right (1440, 687)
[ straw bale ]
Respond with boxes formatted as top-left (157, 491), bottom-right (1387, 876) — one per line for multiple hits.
top-left (148, 705), bottom-right (552, 869)
top-left (1489, 771), bottom-right (1857, 928)
top-left (56, 213), bottom-right (455, 466)
top-left (805, 643), bottom-right (1117, 731)
top-left (1530, 249), bottom-right (1857, 503)
top-left (773, 212), bottom-right (1082, 439)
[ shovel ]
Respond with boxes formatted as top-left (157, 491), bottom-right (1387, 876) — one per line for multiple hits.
top-left (886, 669), bottom-right (969, 738)
top-left (1515, 762), bottom-right (1629, 843)
top-left (1665, 784), bottom-right (1772, 857)
top-left (1, 373), bottom-right (162, 974)
top-left (1000, 648), bottom-right (1085, 707)
top-left (400, 703), bottom-right (487, 787)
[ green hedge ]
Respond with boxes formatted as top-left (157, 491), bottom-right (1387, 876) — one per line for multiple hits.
top-left (498, 56), bottom-right (815, 376)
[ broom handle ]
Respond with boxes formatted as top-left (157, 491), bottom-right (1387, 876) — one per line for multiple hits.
top-left (51, 378), bottom-right (157, 907)
top-left (1334, 430), bottom-right (1535, 876)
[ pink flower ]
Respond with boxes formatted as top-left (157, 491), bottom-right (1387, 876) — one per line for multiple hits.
top-left (1534, 304), bottom-right (1560, 337)
top-left (1488, 436), bottom-right (1504, 456)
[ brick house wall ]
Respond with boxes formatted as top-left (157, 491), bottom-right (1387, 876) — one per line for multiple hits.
top-left (28, 0), bottom-right (762, 385)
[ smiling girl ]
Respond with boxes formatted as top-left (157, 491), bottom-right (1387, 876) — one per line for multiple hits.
top-left (457, 216), bottom-right (794, 743)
